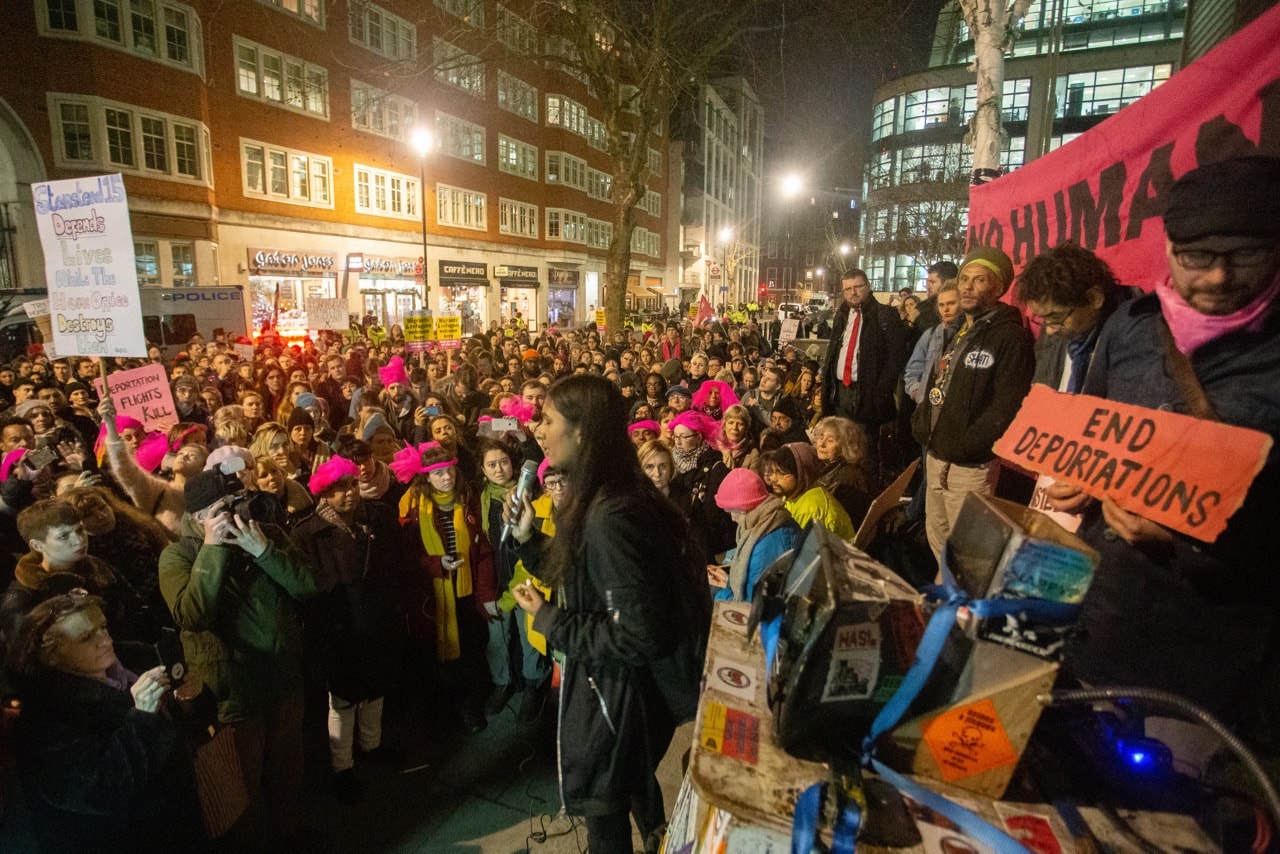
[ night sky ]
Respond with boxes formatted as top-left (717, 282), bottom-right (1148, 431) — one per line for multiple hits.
top-left (738, 0), bottom-right (951, 190)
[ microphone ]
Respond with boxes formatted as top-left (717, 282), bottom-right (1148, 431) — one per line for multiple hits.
top-left (501, 459), bottom-right (540, 544)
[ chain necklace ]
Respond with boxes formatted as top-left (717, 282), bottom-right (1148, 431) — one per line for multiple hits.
top-left (928, 318), bottom-right (973, 407)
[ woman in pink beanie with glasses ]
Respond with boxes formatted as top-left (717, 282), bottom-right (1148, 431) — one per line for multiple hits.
top-left (709, 468), bottom-right (799, 602)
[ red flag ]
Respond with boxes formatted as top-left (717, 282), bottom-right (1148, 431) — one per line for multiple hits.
top-left (696, 296), bottom-right (714, 326)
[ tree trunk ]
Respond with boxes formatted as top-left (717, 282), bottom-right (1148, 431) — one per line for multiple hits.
top-left (962, 0), bottom-right (1031, 184)
top-left (604, 202), bottom-right (636, 335)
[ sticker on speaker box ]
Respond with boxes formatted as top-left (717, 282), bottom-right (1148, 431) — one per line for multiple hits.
top-left (821, 622), bottom-right (881, 702)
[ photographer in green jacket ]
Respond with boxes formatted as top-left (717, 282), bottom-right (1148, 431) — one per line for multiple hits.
top-left (159, 467), bottom-right (321, 846)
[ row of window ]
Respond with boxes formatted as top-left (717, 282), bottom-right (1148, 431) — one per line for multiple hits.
top-left (436, 112), bottom-right (486, 164)
top-left (135, 238), bottom-right (196, 286)
top-left (235, 37), bottom-right (328, 119)
top-left (349, 2), bottom-right (415, 61)
top-left (434, 38), bottom-right (485, 97)
top-left (498, 136), bottom-right (539, 181)
top-left (630, 228), bottom-right (661, 258)
top-left (867, 136), bottom-right (1027, 190)
top-left (39, 0), bottom-right (201, 74)
top-left (871, 79), bottom-right (1032, 141)
top-left (351, 80), bottom-right (417, 141)
top-left (870, 64), bottom-right (1171, 146)
top-left (51, 94), bottom-right (210, 184)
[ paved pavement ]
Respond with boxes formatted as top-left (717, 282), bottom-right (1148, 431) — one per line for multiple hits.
top-left (299, 692), bottom-right (695, 854)
top-left (0, 686), bottom-right (693, 853)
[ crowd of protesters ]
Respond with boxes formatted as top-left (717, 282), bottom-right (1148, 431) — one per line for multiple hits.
top-left (0, 156), bottom-right (1277, 852)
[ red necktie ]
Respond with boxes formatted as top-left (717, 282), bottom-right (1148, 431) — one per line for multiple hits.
top-left (841, 310), bottom-right (861, 386)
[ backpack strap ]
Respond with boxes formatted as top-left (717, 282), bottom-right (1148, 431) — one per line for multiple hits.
top-left (1160, 322), bottom-right (1218, 422)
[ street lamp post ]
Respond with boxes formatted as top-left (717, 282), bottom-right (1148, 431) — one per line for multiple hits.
top-left (718, 225), bottom-right (734, 308)
top-left (411, 127), bottom-right (433, 312)
top-left (781, 174), bottom-right (802, 306)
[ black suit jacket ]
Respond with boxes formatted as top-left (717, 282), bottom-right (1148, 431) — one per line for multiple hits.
top-left (821, 297), bottom-right (909, 427)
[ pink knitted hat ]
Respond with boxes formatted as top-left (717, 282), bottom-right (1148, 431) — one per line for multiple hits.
top-left (310, 456), bottom-right (361, 496)
top-left (667, 410), bottom-right (720, 445)
top-left (378, 356), bottom-right (409, 388)
top-left (627, 419), bottom-right (660, 435)
top-left (691, 380), bottom-right (739, 412)
top-left (715, 467), bottom-right (771, 512)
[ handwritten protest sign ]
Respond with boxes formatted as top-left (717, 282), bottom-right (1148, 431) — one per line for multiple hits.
top-left (92, 363), bottom-right (178, 431)
top-left (233, 343), bottom-right (254, 363)
top-left (308, 298), bottom-right (349, 331)
top-left (595, 309), bottom-right (606, 332)
top-left (32, 174), bottom-right (147, 356)
top-left (993, 386), bottom-right (1272, 542)
top-left (779, 318), bottom-right (800, 342)
top-left (434, 313), bottom-right (461, 350)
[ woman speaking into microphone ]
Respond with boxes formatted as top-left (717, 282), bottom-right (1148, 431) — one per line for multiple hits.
top-left (508, 375), bottom-right (710, 854)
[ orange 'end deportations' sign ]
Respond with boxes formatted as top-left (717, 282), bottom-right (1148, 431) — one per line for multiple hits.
top-left (993, 385), bottom-right (1272, 542)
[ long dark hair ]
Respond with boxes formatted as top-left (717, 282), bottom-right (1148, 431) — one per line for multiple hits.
top-left (542, 375), bottom-right (665, 585)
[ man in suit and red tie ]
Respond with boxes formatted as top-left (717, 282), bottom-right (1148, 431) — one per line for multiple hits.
top-left (820, 268), bottom-right (909, 482)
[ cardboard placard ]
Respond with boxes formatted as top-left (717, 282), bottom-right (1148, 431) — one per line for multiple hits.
top-left (595, 309), bottom-right (606, 332)
top-left (92, 363), bottom-right (178, 430)
top-left (779, 318), bottom-right (800, 342)
top-left (307, 298), bottom-right (348, 330)
top-left (993, 386), bottom-right (1272, 542)
top-left (433, 313), bottom-right (461, 349)
top-left (32, 174), bottom-right (147, 356)
top-left (232, 343), bottom-right (254, 363)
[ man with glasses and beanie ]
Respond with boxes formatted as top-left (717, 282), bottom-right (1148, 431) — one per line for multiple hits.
top-left (159, 469), bottom-right (321, 846)
top-left (820, 268), bottom-right (909, 480)
top-left (1053, 156), bottom-right (1280, 760)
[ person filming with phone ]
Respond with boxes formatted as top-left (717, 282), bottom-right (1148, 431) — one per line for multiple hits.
top-left (159, 464), bottom-right (321, 847)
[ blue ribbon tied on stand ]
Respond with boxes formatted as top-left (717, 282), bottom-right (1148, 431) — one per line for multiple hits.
top-left (789, 549), bottom-right (1080, 853)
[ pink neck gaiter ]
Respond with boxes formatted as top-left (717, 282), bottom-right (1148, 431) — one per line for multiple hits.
top-left (1155, 270), bottom-right (1280, 355)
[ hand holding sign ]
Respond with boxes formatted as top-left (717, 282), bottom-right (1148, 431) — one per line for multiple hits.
top-left (993, 386), bottom-right (1272, 542)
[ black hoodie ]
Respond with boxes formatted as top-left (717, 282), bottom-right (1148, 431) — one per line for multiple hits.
top-left (911, 302), bottom-right (1034, 466)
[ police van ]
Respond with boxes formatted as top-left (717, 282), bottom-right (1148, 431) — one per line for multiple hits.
top-left (0, 286), bottom-right (249, 362)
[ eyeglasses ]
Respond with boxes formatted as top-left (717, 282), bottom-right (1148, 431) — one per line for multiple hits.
top-left (672, 431), bottom-right (698, 442)
top-left (1036, 305), bottom-right (1079, 332)
top-left (543, 478), bottom-right (567, 492)
top-left (1173, 246), bottom-right (1275, 270)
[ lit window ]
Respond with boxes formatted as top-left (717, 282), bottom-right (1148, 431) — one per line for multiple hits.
top-left (241, 138), bottom-right (333, 208)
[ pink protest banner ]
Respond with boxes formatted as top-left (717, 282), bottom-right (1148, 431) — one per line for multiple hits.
top-left (93, 362), bottom-right (179, 431)
top-left (967, 4), bottom-right (1280, 287)
top-left (993, 386), bottom-right (1272, 542)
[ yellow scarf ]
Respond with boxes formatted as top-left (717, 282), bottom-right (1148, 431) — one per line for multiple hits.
top-left (401, 489), bottom-right (473, 661)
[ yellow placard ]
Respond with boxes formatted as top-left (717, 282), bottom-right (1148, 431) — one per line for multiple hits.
top-left (434, 313), bottom-right (461, 341)
top-left (595, 309), bottom-right (606, 331)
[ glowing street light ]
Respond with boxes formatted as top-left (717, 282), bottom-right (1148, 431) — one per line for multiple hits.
top-left (410, 127), bottom-right (433, 307)
top-left (839, 243), bottom-right (851, 255)
top-left (781, 173), bottom-right (803, 197)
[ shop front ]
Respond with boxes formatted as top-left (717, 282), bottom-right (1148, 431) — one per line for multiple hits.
top-left (624, 272), bottom-right (664, 315)
top-left (357, 254), bottom-right (422, 330)
top-left (438, 259), bottom-right (489, 336)
top-left (496, 264), bottom-right (540, 332)
top-left (547, 268), bottom-right (579, 328)
top-left (246, 246), bottom-right (338, 339)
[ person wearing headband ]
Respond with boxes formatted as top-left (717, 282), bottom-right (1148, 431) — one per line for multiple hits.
top-left (391, 442), bottom-right (498, 734)
top-left (910, 244), bottom-right (1035, 564)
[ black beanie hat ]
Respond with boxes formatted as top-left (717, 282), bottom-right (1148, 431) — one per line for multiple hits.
top-left (773, 395), bottom-right (803, 424)
top-left (184, 470), bottom-right (231, 513)
top-left (288, 407), bottom-right (314, 429)
top-left (1163, 156), bottom-right (1280, 242)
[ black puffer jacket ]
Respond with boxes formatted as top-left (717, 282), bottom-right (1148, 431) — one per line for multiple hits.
top-left (521, 484), bottom-right (710, 816)
top-left (911, 303), bottom-right (1035, 465)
